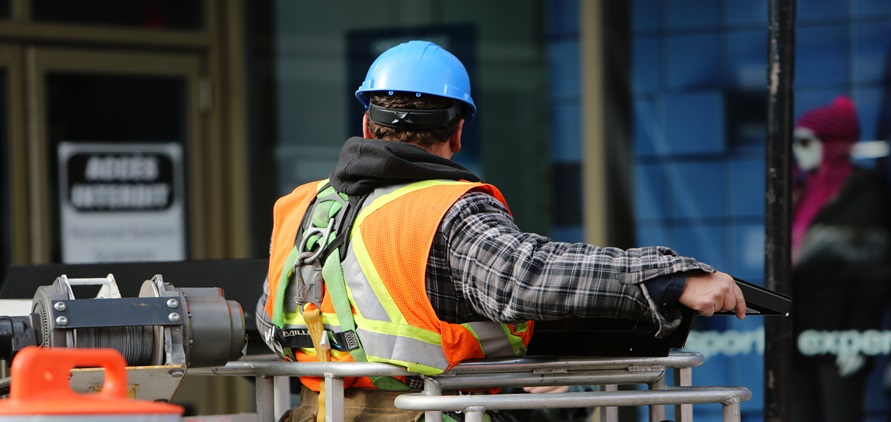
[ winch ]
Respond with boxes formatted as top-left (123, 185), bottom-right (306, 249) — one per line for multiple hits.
top-left (0, 273), bottom-right (247, 401)
top-left (1, 273), bottom-right (246, 367)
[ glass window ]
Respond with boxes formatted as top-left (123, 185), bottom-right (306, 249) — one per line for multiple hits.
top-left (31, 0), bottom-right (203, 30)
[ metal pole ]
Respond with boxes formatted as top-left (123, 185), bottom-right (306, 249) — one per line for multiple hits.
top-left (675, 367), bottom-right (694, 421)
top-left (764, 0), bottom-right (795, 421)
top-left (602, 384), bottom-right (619, 422)
top-left (255, 375), bottom-right (275, 422)
top-left (723, 398), bottom-right (743, 422)
top-left (423, 376), bottom-right (444, 422)
top-left (649, 376), bottom-right (668, 422)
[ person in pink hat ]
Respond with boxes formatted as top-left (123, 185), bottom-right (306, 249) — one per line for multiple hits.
top-left (790, 96), bottom-right (891, 422)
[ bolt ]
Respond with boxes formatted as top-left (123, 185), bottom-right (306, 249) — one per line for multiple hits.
top-left (55, 316), bottom-right (68, 326)
top-left (168, 312), bottom-right (181, 322)
top-left (166, 298), bottom-right (179, 309)
top-left (53, 302), bottom-right (67, 312)
top-left (168, 368), bottom-right (185, 378)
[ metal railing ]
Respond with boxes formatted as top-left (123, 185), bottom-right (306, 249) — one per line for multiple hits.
top-left (189, 352), bottom-right (751, 422)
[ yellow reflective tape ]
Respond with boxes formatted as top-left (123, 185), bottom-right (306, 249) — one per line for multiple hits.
top-left (348, 229), bottom-right (405, 323)
top-left (355, 316), bottom-right (442, 345)
top-left (366, 355), bottom-right (443, 376)
top-left (353, 180), bottom-right (472, 227)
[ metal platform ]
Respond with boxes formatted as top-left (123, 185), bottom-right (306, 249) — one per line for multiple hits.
top-left (188, 351), bottom-right (751, 422)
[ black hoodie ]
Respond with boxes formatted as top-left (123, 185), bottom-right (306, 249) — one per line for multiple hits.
top-left (329, 137), bottom-right (481, 195)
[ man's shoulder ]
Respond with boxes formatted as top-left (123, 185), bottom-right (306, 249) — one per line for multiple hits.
top-left (445, 188), bottom-right (511, 220)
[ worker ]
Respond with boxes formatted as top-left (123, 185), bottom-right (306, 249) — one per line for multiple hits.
top-left (256, 40), bottom-right (746, 422)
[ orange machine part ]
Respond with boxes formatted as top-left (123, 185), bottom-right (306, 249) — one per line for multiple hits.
top-left (0, 346), bottom-right (184, 416)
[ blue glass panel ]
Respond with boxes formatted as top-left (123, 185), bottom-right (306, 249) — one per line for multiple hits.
top-left (551, 163), bottom-right (582, 227)
top-left (798, 0), bottom-right (849, 22)
top-left (634, 162), bottom-right (670, 221)
top-left (851, 22), bottom-right (891, 84)
top-left (723, 30), bottom-right (765, 90)
top-left (667, 160), bottom-right (725, 219)
top-left (794, 90), bottom-right (847, 124)
top-left (545, 0), bottom-right (580, 38)
top-left (549, 102), bottom-right (581, 162)
top-left (852, 87), bottom-right (883, 142)
top-left (665, 0), bottom-right (720, 29)
top-left (633, 98), bottom-right (664, 157)
top-left (796, 25), bottom-right (849, 87)
top-left (722, 0), bottom-right (768, 26)
top-left (865, 355), bottom-right (891, 416)
top-left (551, 225), bottom-right (584, 243)
top-left (547, 39), bottom-right (580, 100)
top-left (632, 0), bottom-right (662, 32)
top-left (729, 222), bottom-right (765, 281)
top-left (727, 319), bottom-right (766, 414)
top-left (662, 92), bottom-right (726, 155)
top-left (635, 223), bottom-right (672, 247)
top-left (632, 36), bottom-right (661, 94)
top-left (853, 0), bottom-right (891, 17)
top-left (727, 158), bottom-right (765, 218)
top-left (671, 222), bottom-right (727, 269)
top-left (667, 33), bottom-right (721, 90)
top-left (725, 91), bottom-right (767, 152)
top-left (690, 354), bottom-right (732, 389)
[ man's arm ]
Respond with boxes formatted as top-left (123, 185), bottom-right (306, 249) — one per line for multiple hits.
top-left (438, 192), bottom-right (745, 331)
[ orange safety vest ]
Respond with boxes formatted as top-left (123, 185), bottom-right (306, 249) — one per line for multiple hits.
top-left (263, 179), bottom-right (533, 391)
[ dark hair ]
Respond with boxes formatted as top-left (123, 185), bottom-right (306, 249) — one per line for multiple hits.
top-left (366, 92), bottom-right (464, 147)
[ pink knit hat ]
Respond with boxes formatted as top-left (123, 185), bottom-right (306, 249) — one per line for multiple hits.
top-left (795, 96), bottom-right (859, 160)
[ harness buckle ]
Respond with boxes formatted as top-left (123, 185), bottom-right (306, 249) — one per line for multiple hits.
top-left (293, 217), bottom-right (336, 313)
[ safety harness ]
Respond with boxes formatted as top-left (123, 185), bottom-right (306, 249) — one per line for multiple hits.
top-left (271, 183), bottom-right (410, 391)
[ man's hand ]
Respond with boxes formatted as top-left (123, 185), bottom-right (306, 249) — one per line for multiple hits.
top-left (678, 271), bottom-right (746, 319)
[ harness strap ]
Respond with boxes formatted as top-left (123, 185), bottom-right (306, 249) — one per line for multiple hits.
top-left (321, 194), bottom-right (366, 262)
top-left (275, 327), bottom-right (360, 351)
top-left (290, 185), bottom-right (409, 391)
top-left (271, 245), bottom-right (301, 327)
top-left (303, 303), bottom-right (329, 422)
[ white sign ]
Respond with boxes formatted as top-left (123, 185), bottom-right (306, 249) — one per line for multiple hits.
top-left (58, 142), bottom-right (186, 263)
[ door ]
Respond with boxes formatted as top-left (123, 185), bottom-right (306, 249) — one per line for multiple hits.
top-left (25, 47), bottom-right (211, 263)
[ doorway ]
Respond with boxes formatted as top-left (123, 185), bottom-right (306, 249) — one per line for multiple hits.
top-left (25, 48), bottom-right (204, 263)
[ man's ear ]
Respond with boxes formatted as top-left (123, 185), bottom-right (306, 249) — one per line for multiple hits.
top-left (449, 119), bottom-right (464, 154)
top-left (362, 114), bottom-right (372, 139)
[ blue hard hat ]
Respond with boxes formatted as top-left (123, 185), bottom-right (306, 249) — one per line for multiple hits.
top-left (355, 40), bottom-right (476, 126)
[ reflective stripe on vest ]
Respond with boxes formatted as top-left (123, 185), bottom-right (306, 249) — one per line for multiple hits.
top-left (463, 321), bottom-right (522, 357)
